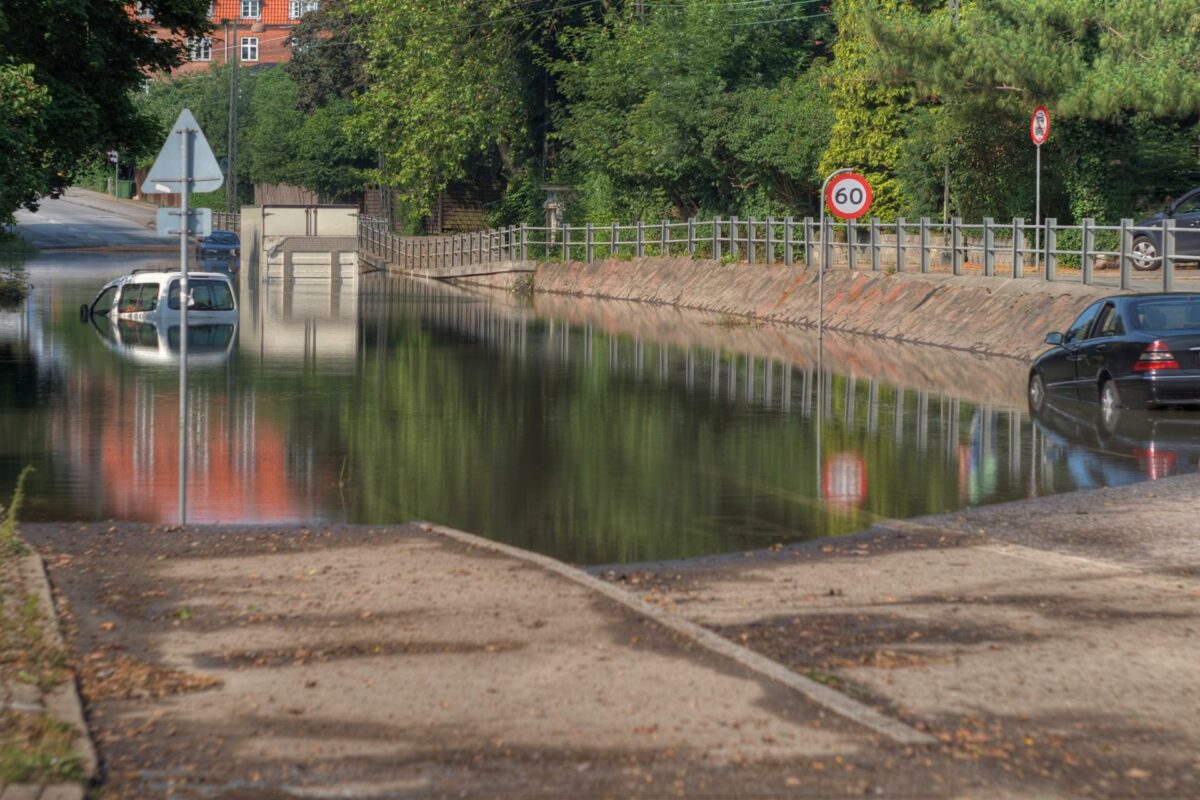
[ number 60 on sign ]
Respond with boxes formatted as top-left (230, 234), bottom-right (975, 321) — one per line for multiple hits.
top-left (825, 173), bottom-right (873, 220)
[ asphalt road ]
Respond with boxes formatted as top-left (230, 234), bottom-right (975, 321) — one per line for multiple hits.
top-left (12, 189), bottom-right (167, 250)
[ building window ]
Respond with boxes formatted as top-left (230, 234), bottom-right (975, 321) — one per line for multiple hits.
top-left (240, 0), bottom-right (261, 19)
top-left (187, 36), bottom-right (212, 62)
top-left (289, 0), bottom-right (318, 18)
top-left (240, 36), bottom-right (259, 62)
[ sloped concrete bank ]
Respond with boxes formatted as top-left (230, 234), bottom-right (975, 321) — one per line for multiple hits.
top-left (453, 258), bottom-right (1115, 360)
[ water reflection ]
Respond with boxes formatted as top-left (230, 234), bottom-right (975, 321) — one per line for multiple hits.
top-left (2, 264), bottom-right (1198, 563)
top-left (89, 316), bottom-right (237, 366)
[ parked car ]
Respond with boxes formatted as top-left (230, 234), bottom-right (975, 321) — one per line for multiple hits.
top-left (1028, 293), bottom-right (1200, 425)
top-left (195, 229), bottom-right (240, 262)
top-left (81, 269), bottom-right (239, 324)
top-left (1131, 187), bottom-right (1200, 270)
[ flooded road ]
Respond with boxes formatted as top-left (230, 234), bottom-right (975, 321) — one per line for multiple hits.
top-left (2, 253), bottom-right (1198, 563)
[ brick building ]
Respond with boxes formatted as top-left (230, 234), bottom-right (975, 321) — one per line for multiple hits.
top-left (142, 0), bottom-right (316, 74)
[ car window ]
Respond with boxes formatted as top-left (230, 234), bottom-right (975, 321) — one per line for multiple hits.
top-left (135, 283), bottom-right (160, 312)
top-left (210, 232), bottom-right (239, 243)
top-left (1174, 194), bottom-right (1200, 216)
top-left (1064, 301), bottom-right (1103, 344)
top-left (1090, 303), bottom-right (1123, 338)
top-left (92, 285), bottom-right (118, 313)
top-left (1129, 297), bottom-right (1200, 332)
top-left (168, 279), bottom-right (235, 311)
top-left (117, 285), bottom-right (141, 313)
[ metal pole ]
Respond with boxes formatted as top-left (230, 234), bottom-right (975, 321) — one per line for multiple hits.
top-left (1034, 144), bottom-right (1041, 271)
top-left (178, 125), bottom-right (192, 526)
top-left (227, 19), bottom-right (239, 214)
top-left (818, 168), bottom-right (853, 343)
top-left (114, 152), bottom-right (119, 197)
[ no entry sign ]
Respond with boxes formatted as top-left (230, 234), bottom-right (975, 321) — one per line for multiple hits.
top-left (1030, 105), bottom-right (1050, 147)
top-left (824, 172), bottom-right (873, 220)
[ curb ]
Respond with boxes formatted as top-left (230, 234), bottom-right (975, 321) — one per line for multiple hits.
top-left (417, 522), bottom-right (936, 747)
top-left (5, 554), bottom-right (98, 796)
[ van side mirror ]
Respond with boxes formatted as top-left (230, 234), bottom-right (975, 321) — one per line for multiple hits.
top-left (1044, 332), bottom-right (1064, 346)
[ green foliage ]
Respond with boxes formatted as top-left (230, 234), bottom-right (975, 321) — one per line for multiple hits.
top-left (0, 0), bottom-right (211, 221)
top-left (137, 65), bottom-right (372, 205)
top-left (0, 65), bottom-right (50, 225)
top-left (285, 0), bottom-right (367, 113)
top-left (555, 2), bottom-right (833, 219)
top-left (819, 0), bottom-right (919, 221)
top-left (0, 466), bottom-right (34, 556)
top-left (0, 260), bottom-right (30, 310)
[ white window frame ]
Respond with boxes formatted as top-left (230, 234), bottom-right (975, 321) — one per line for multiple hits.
top-left (240, 0), bottom-right (261, 19)
top-left (240, 36), bottom-right (259, 62)
top-left (289, 0), bottom-right (318, 19)
top-left (187, 36), bottom-right (212, 62)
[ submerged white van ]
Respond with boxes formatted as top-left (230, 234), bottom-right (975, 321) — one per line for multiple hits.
top-left (82, 270), bottom-right (238, 323)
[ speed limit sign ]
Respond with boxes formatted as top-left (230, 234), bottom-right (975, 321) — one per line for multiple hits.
top-left (825, 173), bottom-right (873, 220)
top-left (1030, 105), bottom-right (1050, 146)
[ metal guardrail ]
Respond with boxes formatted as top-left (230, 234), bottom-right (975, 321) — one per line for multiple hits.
top-left (359, 215), bottom-right (1200, 291)
top-left (212, 211), bottom-right (240, 232)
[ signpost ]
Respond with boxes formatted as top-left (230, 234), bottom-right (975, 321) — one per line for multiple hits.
top-left (1030, 105), bottom-right (1050, 269)
top-left (818, 170), bottom-right (873, 342)
top-left (141, 109), bottom-right (223, 525)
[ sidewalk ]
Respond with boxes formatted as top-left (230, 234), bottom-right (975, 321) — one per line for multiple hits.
top-left (606, 472), bottom-right (1200, 798)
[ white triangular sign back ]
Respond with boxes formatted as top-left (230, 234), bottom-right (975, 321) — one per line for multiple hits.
top-left (141, 108), bottom-right (224, 194)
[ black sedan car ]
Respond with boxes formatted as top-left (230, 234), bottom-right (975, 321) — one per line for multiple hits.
top-left (1131, 187), bottom-right (1200, 270)
top-left (195, 229), bottom-right (240, 261)
top-left (1029, 294), bottom-right (1200, 423)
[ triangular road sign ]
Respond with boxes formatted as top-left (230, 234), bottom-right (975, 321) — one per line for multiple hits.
top-left (141, 109), bottom-right (224, 195)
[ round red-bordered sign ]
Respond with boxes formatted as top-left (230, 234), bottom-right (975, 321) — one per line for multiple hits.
top-left (825, 173), bottom-right (873, 220)
top-left (1030, 105), bottom-right (1050, 146)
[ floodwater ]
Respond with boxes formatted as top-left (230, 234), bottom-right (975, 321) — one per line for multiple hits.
top-left (2, 253), bottom-right (1198, 564)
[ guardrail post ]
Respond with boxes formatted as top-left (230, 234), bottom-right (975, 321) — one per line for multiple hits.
top-left (870, 217), bottom-right (880, 272)
top-left (765, 217), bottom-right (775, 265)
top-left (688, 217), bottom-right (697, 255)
top-left (919, 217), bottom-right (931, 273)
top-left (511, 226), bottom-right (519, 261)
top-left (730, 216), bottom-right (739, 261)
top-left (586, 223), bottom-right (594, 264)
top-left (1044, 217), bottom-right (1057, 281)
top-left (784, 217), bottom-right (794, 265)
top-left (1163, 218), bottom-right (1176, 293)
top-left (896, 217), bottom-right (907, 272)
top-left (1012, 218), bottom-right (1025, 278)
top-left (610, 221), bottom-right (619, 257)
top-left (661, 219), bottom-right (669, 257)
top-left (822, 216), bottom-right (832, 271)
top-left (519, 224), bottom-right (528, 262)
top-left (636, 220), bottom-right (645, 258)
top-left (951, 217), bottom-right (963, 275)
top-left (747, 217), bottom-right (757, 264)
top-left (847, 218), bottom-right (857, 271)
top-left (803, 217), bottom-right (813, 266)
top-left (1081, 218), bottom-right (1095, 285)
top-left (562, 224), bottom-right (569, 261)
top-left (1119, 218), bottom-right (1133, 290)
top-left (983, 217), bottom-right (995, 277)
top-left (714, 217), bottom-right (722, 261)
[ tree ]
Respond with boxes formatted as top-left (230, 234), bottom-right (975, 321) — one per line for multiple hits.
top-left (555, 1), bottom-right (833, 219)
top-left (0, 64), bottom-right (50, 224)
top-left (0, 0), bottom-right (211, 219)
top-left (285, 0), bottom-right (367, 113)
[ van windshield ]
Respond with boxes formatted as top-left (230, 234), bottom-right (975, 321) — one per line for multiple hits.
top-left (168, 279), bottom-right (235, 311)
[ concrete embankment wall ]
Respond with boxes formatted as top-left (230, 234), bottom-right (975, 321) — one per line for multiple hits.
top-left (452, 258), bottom-right (1115, 361)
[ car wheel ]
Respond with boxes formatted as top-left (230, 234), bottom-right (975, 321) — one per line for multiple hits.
top-left (1132, 236), bottom-right (1160, 271)
top-left (1100, 379), bottom-right (1121, 433)
top-left (1028, 371), bottom-right (1046, 413)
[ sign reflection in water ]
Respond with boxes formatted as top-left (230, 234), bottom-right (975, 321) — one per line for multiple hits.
top-left (2, 267), bottom-right (1199, 564)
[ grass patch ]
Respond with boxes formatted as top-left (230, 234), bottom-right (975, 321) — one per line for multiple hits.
top-left (0, 712), bottom-right (84, 784)
top-left (0, 466), bottom-right (33, 556)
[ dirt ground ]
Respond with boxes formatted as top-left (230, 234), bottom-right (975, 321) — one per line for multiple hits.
top-left (22, 473), bottom-right (1200, 798)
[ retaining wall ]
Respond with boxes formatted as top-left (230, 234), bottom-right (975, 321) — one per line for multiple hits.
top-left (452, 258), bottom-right (1114, 361)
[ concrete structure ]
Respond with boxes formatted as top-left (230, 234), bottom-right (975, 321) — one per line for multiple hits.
top-left (240, 204), bottom-right (359, 282)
